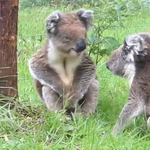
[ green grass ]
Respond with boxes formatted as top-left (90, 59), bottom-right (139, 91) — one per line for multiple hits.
top-left (1, 3), bottom-right (150, 150)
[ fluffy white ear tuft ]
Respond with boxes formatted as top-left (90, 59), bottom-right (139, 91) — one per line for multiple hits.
top-left (76, 9), bottom-right (93, 29)
top-left (45, 11), bottom-right (61, 34)
top-left (122, 34), bottom-right (148, 62)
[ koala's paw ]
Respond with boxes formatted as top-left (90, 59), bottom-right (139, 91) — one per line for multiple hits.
top-left (111, 123), bottom-right (124, 136)
top-left (65, 107), bottom-right (75, 120)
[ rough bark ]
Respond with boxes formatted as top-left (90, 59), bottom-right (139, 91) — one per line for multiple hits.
top-left (0, 0), bottom-right (19, 98)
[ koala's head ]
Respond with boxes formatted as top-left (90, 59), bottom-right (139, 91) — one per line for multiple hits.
top-left (45, 9), bottom-right (93, 57)
top-left (106, 33), bottom-right (149, 81)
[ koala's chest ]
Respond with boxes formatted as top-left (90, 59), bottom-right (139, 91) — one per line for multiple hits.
top-left (50, 57), bottom-right (80, 86)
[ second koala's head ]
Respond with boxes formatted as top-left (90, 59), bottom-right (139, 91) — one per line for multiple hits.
top-left (45, 9), bottom-right (93, 57)
top-left (106, 32), bottom-right (150, 82)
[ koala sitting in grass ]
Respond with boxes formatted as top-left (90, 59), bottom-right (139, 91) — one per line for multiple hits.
top-left (28, 9), bottom-right (99, 118)
top-left (106, 32), bottom-right (150, 135)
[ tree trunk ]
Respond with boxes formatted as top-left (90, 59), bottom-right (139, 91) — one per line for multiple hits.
top-left (0, 0), bottom-right (19, 99)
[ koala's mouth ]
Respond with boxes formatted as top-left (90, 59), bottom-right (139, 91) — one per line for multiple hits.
top-left (70, 48), bottom-right (82, 56)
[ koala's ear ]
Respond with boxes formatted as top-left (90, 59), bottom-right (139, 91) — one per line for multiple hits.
top-left (76, 9), bottom-right (93, 29)
top-left (122, 34), bottom-right (148, 62)
top-left (45, 11), bottom-right (61, 34)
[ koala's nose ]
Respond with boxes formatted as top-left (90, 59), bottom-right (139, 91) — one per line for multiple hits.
top-left (106, 62), bottom-right (110, 70)
top-left (75, 39), bottom-right (86, 52)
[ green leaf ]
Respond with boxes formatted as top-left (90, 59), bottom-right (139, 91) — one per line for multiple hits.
top-left (102, 36), bottom-right (120, 52)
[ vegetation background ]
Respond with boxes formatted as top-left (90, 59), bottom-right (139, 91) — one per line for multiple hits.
top-left (1, 0), bottom-right (150, 149)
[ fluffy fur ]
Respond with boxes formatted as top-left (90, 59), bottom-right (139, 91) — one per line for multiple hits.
top-left (28, 9), bottom-right (99, 118)
top-left (106, 32), bottom-right (150, 135)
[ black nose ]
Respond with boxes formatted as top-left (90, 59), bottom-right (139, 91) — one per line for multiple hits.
top-left (75, 39), bottom-right (86, 52)
top-left (106, 62), bottom-right (110, 70)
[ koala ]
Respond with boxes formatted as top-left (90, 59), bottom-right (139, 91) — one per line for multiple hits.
top-left (106, 32), bottom-right (150, 135)
top-left (28, 9), bottom-right (99, 118)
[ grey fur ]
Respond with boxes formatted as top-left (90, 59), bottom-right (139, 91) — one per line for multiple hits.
top-left (28, 9), bottom-right (99, 118)
top-left (28, 49), bottom-right (99, 117)
top-left (45, 10), bottom-right (61, 34)
top-left (106, 32), bottom-right (150, 135)
top-left (76, 9), bottom-right (93, 29)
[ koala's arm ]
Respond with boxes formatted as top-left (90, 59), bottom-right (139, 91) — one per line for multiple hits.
top-left (28, 49), bottom-right (64, 95)
top-left (33, 79), bottom-right (44, 101)
top-left (111, 88), bottom-right (144, 135)
top-left (67, 54), bottom-right (96, 109)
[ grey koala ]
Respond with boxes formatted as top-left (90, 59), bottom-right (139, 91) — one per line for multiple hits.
top-left (106, 32), bottom-right (150, 135)
top-left (28, 9), bottom-right (99, 118)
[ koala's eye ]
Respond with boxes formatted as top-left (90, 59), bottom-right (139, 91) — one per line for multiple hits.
top-left (63, 36), bottom-right (70, 42)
